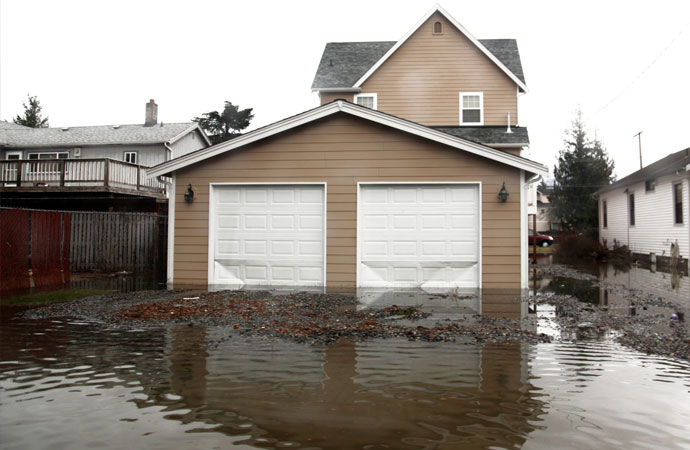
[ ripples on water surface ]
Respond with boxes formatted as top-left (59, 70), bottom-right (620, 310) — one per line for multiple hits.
top-left (1, 318), bottom-right (689, 449)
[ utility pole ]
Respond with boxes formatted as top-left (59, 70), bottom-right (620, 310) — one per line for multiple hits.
top-left (634, 131), bottom-right (643, 169)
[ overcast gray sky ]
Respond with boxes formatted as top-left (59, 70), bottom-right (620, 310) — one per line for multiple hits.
top-left (1, 0), bottom-right (689, 179)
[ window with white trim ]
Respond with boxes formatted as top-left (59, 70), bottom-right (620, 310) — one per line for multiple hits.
top-left (5, 152), bottom-right (21, 160)
top-left (459, 92), bottom-right (483, 125)
top-left (354, 93), bottom-right (377, 110)
top-left (124, 152), bottom-right (138, 164)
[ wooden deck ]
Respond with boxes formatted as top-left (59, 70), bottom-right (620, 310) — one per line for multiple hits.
top-left (0, 158), bottom-right (168, 199)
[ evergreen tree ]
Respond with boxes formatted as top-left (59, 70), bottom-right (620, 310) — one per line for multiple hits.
top-left (13, 94), bottom-right (49, 128)
top-left (551, 111), bottom-right (615, 235)
top-left (193, 101), bottom-right (254, 144)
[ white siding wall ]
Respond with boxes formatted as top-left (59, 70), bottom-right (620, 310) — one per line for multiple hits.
top-left (170, 129), bottom-right (207, 159)
top-left (7, 144), bottom-right (167, 167)
top-left (600, 174), bottom-right (689, 259)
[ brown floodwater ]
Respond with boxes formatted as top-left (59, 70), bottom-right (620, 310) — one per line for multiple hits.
top-left (1, 312), bottom-right (689, 450)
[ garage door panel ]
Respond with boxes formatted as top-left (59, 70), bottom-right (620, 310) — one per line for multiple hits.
top-left (212, 185), bottom-right (325, 286)
top-left (359, 184), bottom-right (479, 288)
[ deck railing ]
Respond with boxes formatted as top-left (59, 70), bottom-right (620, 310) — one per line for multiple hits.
top-left (0, 158), bottom-right (168, 194)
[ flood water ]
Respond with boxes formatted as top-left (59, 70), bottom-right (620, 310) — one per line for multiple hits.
top-left (2, 313), bottom-right (690, 449)
top-left (2, 262), bottom-right (690, 449)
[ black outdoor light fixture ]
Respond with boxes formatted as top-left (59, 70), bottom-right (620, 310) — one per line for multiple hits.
top-left (184, 184), bottom-right (194, 203)
top-left (497, 182), bottom-right (509, 202)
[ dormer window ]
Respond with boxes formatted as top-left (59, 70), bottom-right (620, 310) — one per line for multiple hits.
top-left (354, 93), bottom-right (377, 110)
top-left (460, 92), bottom-right (484, 125)
top-left (433, 21), bottom-right (442, 34)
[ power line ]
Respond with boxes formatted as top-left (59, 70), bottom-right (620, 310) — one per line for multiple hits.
top-left (583, 20), bottom-right (690, 124)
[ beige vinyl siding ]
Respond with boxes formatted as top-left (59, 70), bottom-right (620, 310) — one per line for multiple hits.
top-left (173, 114), bottom-right (521, 290)
top-left (320, 92), bottom-right (355, 105)
top-left (357, 12), bottom-right (518, 126)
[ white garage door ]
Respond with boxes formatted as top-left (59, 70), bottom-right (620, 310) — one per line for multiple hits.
top-left (358, 184), bottom-right (480, 288)
top-left (212, 184), bottom-right (325, 286)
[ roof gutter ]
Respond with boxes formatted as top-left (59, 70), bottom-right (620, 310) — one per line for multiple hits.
top-left (312, 87), bottom-right (362, 93)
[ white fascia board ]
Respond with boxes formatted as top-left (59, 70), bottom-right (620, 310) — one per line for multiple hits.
top-left (485, 143), bottom-right (530, 149)
top-left (352, 4), bottom-right (528, 93)
top-left (312, 87), bottom-right (362, 93)
top-left (147, 101), bottom-right (548, 179)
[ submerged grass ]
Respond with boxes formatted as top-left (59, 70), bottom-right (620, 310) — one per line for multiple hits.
top-left (1, 289), bottom-right (112, 306)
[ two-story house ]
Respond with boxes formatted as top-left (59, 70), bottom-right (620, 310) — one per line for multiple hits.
top-left (148, 5), bottom-right (547, 303)
top-left (0, 100), bottom-right (210, 211)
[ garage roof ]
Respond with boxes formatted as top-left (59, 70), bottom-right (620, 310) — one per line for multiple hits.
top-left (147, 100), bottom-right (548, 179)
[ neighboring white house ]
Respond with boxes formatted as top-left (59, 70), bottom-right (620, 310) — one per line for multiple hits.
top-left (597, 147), bottom-right (690, 264)
top-left (0, 100), bottom-right (211, 211)
top-left (0, 100), bottom-right (210, 165)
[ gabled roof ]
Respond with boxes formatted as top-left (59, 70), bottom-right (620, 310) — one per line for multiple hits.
top-left (148, 100), bottom-right (547, 179)
top-left (596, 147), bottom-right (690, 195)
top-left (311, 5), bottom-right (527, 92)
top-left (432, 126), bottom-right (529, 147)
top-left (0, 122), bottom-right (210, 148)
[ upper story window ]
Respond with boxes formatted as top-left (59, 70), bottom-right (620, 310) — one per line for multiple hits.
top-left (124, 152), bottom-right (138, 164)
top-left (645, 179), bottom-right (655, 192)
top-left (354, 93), bottom-right (377, 110)
top-left (674, 182), bottom-right (683, 224)
top-left (459, 92), bottom-right (483, 125)
top-left (433, 21), bottom-right (442, 34)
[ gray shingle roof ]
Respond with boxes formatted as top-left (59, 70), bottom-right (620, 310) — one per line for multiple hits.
top-left (479, 39), bottom-right (526, 85)
top-left (311, 38), bottom-right (526, 89)
top-left (432, 126), bottom-right (529, 146)
top-left (311, 41), bottom-right (396, 90)
top-left (0, 121), bottom-right (32, 130)
top-left (0, 122), bottom-right (197, 148)
top-left (596, 147), bottom-right (690, 195)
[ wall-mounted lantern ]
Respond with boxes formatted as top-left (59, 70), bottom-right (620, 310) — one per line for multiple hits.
top-left (184, 184), bottom-right (194, 203)
top-left (497, 182), bottom-right (509, 203)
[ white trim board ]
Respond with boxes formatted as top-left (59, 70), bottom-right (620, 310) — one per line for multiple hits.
top-left (207, 182), bottom-right (328, 287)
top-left (167, 173), bottom-right (176, 285)
top-left (148, 101), bottom-right (547, 179)
top-left (352, 4), bottom-right (528, 93)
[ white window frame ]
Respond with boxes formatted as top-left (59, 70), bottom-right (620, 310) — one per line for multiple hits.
top-left (459, 92), bottom-right (484, 125)
top-left (27, 151), bottom-right (69, 160)
top-left (354, 93), bottom-right (378, 110)
top-left (124, 151), bottom-right (138, 164)
top-left (5, 151), bottom-right (22, 160)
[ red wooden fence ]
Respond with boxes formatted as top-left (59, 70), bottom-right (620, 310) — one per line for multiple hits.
top-left (0, 209), bottom-right (71, 291)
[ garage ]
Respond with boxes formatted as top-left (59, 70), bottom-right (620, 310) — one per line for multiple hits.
top-left (358, 183), bottom-right (480, 288)
top-left (210, 184), bottom-right (325, 286)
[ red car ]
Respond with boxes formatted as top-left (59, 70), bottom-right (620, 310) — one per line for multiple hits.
top-left (528, 230), bottom-right (554, 247)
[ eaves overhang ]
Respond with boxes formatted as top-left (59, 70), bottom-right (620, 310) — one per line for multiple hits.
top-left (147, 100), bottom-right (548, 179)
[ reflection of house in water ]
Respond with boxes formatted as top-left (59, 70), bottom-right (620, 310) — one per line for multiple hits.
top-left (599, 263), bottom-right (689, 311)
top-left (163, 325), bottom-right (545, 448)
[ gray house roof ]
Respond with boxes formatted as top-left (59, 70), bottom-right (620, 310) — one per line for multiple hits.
top-left (311, 38), bottom-right (525, 90)
top-left (432, 126), bottom-right (529, 146)
top-left (0, 122), bottom-right (203, 148)
top-left (596, 147), bottom-right (690, 195)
